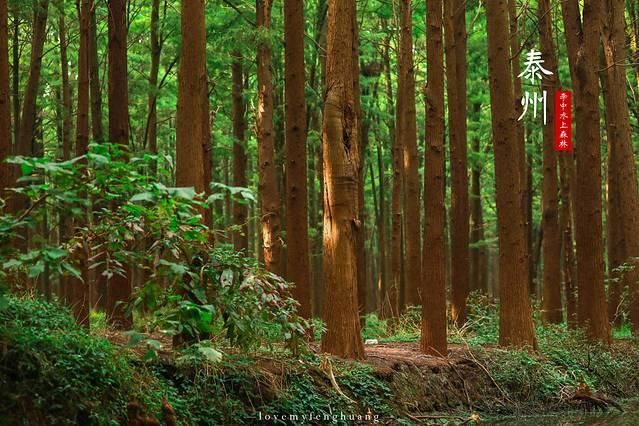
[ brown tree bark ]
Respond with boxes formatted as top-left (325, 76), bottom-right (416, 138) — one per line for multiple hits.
top-left (146, 0), bottom-right (161, 173)
top-left (376, 139), bottom-right (388, 316)
top-left (445, 0), bottom-right (469, 325)
top-left (256, 0), bottom-right (282, 275)
top-left (560, 0), bottom-right (610, 343)
top-left (352, 3), bottom-right (367, 320)
top-left (506, 0), bottom-right (532, 297)
top-left (58, 14), bottom-right (72, 161)
top-left (176, 0), bottom-right (208, 195)
top-left (11, 11), bottom-right (18, 149)
top-left (469, 103), bottom-right (487, 294)
top-left (105, 0), bottom-right (132, 329)
top-left (70, 0), bottom-right (91, 328)
top-left (398, 0), bottom-right (421, 307)
top-left (559, 153), bottom-right (578, 328)
top-left (232, 50), bottom-right (249, 252)
top-left (602, 0), bottom-right (639, 333)
top-left (0, 0), bottom-right (9, 194)
top-left (320, 0), bottom-right (365, 360)
top-left (384, 25), bottom-right (401, 319)
top-left (485, 0), bottom-right (536, 348)
top-left (284, 0), bottom-right (311, 317)
top-left (89, 6), bottom-right (103, 143)
top-left (422, 0), bottom-right (447, 356)
top-left (539, 0), bottom-right (562, 324)
top-left (57, 12), bottom-right (74, 304)
top-left (12, 0), bottom-right (49, 216)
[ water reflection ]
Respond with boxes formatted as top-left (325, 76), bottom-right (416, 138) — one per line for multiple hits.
top-left (485, 403), bottom-right (639, 426)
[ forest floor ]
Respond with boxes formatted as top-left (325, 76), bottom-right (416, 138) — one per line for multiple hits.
top-left (3, 296), bottom-right (639, 425)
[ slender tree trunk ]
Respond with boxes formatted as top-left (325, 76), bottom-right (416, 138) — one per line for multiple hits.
top-left (320, 0), bottom-right (365, 360)
top-left (352, 4), bottom-right (367, 320)
top-left (12, 0), bottom-right (49, 217)
top-left (232, 51), bottom-right (249, 252)
top-left (398, 0), bottom-right (421, 307)
top-left (422, 0), bottom-right (447, 356)
top-left (376, 140), bottom-right (388, 316)
top-left (559, 153), bottom-right (577, 328)
top-left (602, 0), bottom-right (639, 333)
top-left (105, 0), bottom-right (132, 329)
top-left (390, 30), bottom-right (402, 319)
top-left (11, 12), bottom-right (18, 149)
top-left (146, 0), bottom-right (160, 172)
top-left (89, 6), bottom-right (103, 143)
top-left (0, 0), bottom-right (10, 194)
top-left (57, 12), bottom-right (74, 304)
top-left (58, 15), bottom-right (72, 161)
top-left (560, 0), bottom-right (610, 343)
top-left (445, 0), bottom-right (469, 325)
top-left (539, 0), bottom-right (562, 324)
top-left (506, 0), bottom-right (532, 297)
top-left (469, 104), bottom-right (487, 293)
top-left (71, 0), bottom-right (91, 328)
top-left (256, 0), bottom-right (282, 274)
top-left (284, 0), bottom-right (311, 317)
top-left (486, 0), bottom-right (536, 348)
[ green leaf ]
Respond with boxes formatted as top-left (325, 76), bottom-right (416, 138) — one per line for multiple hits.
top-left (44, 247), bottom-right (67, 260)
top-left (197, 346), bottom-right (222, 363)
top-left (27, 262), bottom-right (45, 278)
top-left (168, 187), bottom-right (197, 200)
top-left (3, 259), bottom-right (22, 270)
top-left (130, 192), bottom-right (155, 202)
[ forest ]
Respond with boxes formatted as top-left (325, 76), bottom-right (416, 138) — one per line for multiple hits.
top-left (2, 0), bottom-right (639, 424)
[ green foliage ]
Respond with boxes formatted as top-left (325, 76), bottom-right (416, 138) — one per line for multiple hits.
top-left (137, 246), bottom-right (310, 353)
top-left (1, 145), bottom-right (309, 356)
top-left (0, 296), bottom-right (133, 424)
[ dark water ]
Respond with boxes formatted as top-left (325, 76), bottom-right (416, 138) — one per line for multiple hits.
top-left (485, 403), bottom-right (639, 425)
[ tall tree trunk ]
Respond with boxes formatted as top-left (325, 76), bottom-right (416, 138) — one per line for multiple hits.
top-left (352, 3), bottom-right (367, 320)
top-left (320, 0), bottom-right (365, 360)
top-left (71, 0), bottom-right (91, 328)
top-left (559, 153), bottom-right (577, 328)
top-left (58, 14), bottom-right (72, 161)
top-left (176, 0), bottom-right (208, 199)
top-left (469, 104), bottom-right (487, 293)
top-left (232, 51), bottom-right (249, 252)
top-left (539, 0), bottom-right (562, 324)
top-left (398, 0), bottom-right (421, 307)
top-left (376, 140), bottom-right (388, 316)
top-left (384, 26), bottom-right (401, 319)
top-left (146, 0), bottom-right (160, 173)
top-left (256, 0), bottom-right (282, 275)
top-left (284, 0), bottom-right (311, 317)
top-left (57, 12), bottom-right (74, 304)
top-left (11, 11), bottom-right (18, 150)
top-left (446, 0), bottom-right (469, 325)
top-left (602, 0), bottom-right (639, 333)
top-left (0, 0), bottom-right (10, 194)
top-left (506, 0), bottom-right (532, 296)
top-left (560, 0), bottom-right (610, 343)
top-left (89, 6), bottom-right (103, 143)
top-left (105, 0), bottom-right (132, 329)
top-left (13, 0), bottom-right (49, 216)
top-left (422, 0), bottom-right (447, 356)
top-left (486, 0), bottom-right (536, 348)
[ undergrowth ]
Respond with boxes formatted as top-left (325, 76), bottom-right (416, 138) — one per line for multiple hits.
top-left (2, 294), bottom-right (639, 424)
